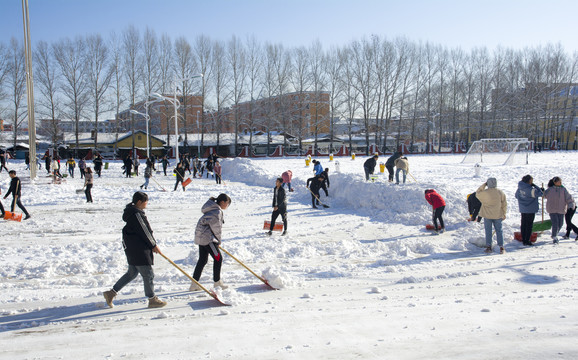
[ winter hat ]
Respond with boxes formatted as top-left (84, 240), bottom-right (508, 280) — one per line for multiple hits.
top-left (486, 178), bottom-right (497, 188)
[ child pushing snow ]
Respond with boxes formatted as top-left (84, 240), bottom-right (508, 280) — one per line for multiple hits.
top-left (424, 189), bottom-right (446, 234)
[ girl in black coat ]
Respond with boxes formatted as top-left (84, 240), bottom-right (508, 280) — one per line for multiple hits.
top-left (102, 192), bottom-right (166, 309)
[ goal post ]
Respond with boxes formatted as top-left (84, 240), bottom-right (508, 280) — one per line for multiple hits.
top-left (461, 138), bottom-right (530, 165)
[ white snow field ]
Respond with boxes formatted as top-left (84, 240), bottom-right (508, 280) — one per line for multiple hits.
top-left (1, 151), bottom-right (577, 359)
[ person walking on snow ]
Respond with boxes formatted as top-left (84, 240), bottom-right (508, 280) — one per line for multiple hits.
top-left (214, 160), bottom-right (222, 184)
top-left (66, 157), bottom-right (76, 178)
top-left (4, 170), bottom-right (31, 220)
top-left (268, 177), bottom-right (288, 236)
top-left (514, 174), bottom-right (543, 246)
top-left (141, 165), bottom-right (152, 190)
top-left (84, 167), bottom-right (94, 203)
top-left (476, 178), bottom-right (507, 254)
top-left (385, 151), bottom-right (402, 182)
top-left (93, 155), bottom-right (103, 177)
top-left (363, 155), bottom-right (379, 181)
top-left (544, 176), bottom-right (575, 244)
top-left (190, 194), bottom-right (232, 291)
top-left (424, 189), bottom-right (445, 234)
top-left (394, 156), bottom-right (409, 184)
top-left (161, 156), bottom-right (170, 176)
top-left (173, 162), bottom-right (186, 191)
top-left (102, 191), bottom-right (166, 309)
top-left (78, 158), bottom-right (86, 179)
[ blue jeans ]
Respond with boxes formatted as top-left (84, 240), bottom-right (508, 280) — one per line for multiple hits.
top-left (141, 177), bottom-right (150, 189)
top-left (484, 218), bottom-right (503, 247)
top-left (395, 169), bottom-right (407, 184)
top-left (113, 265), bottom-right (155, 298)
top-left (550, 213), bottom-right (564, 238)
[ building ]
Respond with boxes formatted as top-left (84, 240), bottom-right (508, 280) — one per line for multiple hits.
top-left (209, 91), bottom-right (331, 138)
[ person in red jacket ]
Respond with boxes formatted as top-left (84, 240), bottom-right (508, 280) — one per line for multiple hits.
top-left (425, 189), bottom-right (446, 233)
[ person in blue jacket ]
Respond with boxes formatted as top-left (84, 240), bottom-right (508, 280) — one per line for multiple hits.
top-left (514, 174), bottom-right (543, 246)
top-left (312, 160), bottom-right (323, 176)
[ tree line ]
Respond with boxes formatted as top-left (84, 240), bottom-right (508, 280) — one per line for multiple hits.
top-left (0, 26), bottom-right (577, 154)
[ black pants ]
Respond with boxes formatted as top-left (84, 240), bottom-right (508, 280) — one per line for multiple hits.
top-left (174, 178), bottom-right (184, 191)
top-left (193, 243), bottom-right (222, 282)
top-left (85, 184), bottom-right (93, 202)
top-left (364, 167), bottom-right (372, 181)
top-left (433, 206), bottom-right (445, 230)
top-left (163, 165), bottom-right (168, 176)
top-left (215, 174), bottom-right (222, 184)
top-left (270, 208), bottom-right (287, 231)
top-left (10, 196), bottom-right (30, 217)
top-left (521, 213), bottom-right (535, 244)
top-left (565, 207), bottom-right (578, 237)
top-left (386, 164), bottom-right (395, 181)
top-left (0, 200), bottom-right (4, 216)
top-left (311, 190), bottom-right (321, 207)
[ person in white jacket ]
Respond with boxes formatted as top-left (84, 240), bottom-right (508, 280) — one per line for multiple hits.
top-left (190, 194), bottom-right (231, 291)
top-left (476, 178), bottom-right (507, 254)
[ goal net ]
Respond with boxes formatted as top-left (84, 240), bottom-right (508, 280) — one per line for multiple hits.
top-left (461, 138), bottom-right (530, 165)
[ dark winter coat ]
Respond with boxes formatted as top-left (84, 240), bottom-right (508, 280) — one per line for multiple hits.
top-left (386, 152), bottom-right (402, 167)
top-left (363, 157), bottom-right (377, 172)
top-left (5, 176), bottom-right (22, 197)
top-left (425, 189), bottom-right (446, 209)
top-left (174, 166), bottom-right (186, 180)
top-left (515, 181), bottom-right (543, 214)
top-left (272, 185), bottom-right (287, 212)
top-left (307, 176), bottom-right (323, 194)
top-left (93, 157), bottom-right (103, 170)
top-left (467, 192), bottom-right (482, 215)
top-left (121, 204), bottom-right (157, 266)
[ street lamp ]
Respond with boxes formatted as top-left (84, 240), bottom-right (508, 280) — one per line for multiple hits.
top-left (130, 97), bottom-right (163, 158)
top-left (196, 110), bottom-right (200, 156)
top-left (151, 73), bottom-right (202, 161)
top-left (129, 109), bottom-right (150, 158)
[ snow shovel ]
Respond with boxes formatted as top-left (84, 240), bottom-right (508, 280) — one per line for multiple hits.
top-left (150, 177), bottom-right (167, 192)
top-left (158, 253), bottom-right (230, 306)
top-left (219, 246), bottom-right (278, 290)
top-left (307, 187), bottom-right (330, 208)
top-left (533, 184), bottom-right (552, 232)
top-left (75, 186), bottom-right (85, 194)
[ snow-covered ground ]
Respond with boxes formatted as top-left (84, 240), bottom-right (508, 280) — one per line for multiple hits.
top-left (1, 151), bottom-right (577, 359)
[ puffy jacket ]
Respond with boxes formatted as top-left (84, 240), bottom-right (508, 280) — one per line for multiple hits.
top-left (544, 186), bottom-right (574, 214)
top-left (386, 152), bottom-right (402, 166)
top-left (122, 204), bottom-right (157, 266)
top-left (363, 157), bottom-right (377, 172)
top-left (314, 162), bottom-right (323, 176)
top-left (476, 183), bottom-right (507, 219)
top-left (394, 157), bottom-right (409, 171)
top-left (282, 170), bottom-right (293, 183)
top-left (515, 181), bottom-right (543, 214)
top-left (424, 189), bottom-right (446, 209)
top-left (194, 200), bottom-right (224, 245)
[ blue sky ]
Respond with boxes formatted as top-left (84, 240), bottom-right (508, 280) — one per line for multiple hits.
top-left (2, 0), bottom-right (577, 53)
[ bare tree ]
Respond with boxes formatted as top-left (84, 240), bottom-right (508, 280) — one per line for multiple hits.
top-left (158, 34), bottom-right (173, 144)
top-left (227, 35), bottom-right (247, 154)
top-left (323, 45), bottom-right (345, 152)
top-left (289, 45), bottom-right (311, 151)
top-left (6, 38), bottom-right (27, 149)
top-left (211, 39), bottom-right (231, 148)
top-left (122, 26), bottom-right (142, 155)
top-left (193, 35), bottom-right (213, 154)
top-left (34, 40), bottom-right (62, 147)
top-left (85, 34), bottom-right (113, 150)
top-left (308, 40), bottom-right (328, 153)
top-left (108, 31), bottom-right (126, 157)
top-left (243, 35), bottom-right (263, 153)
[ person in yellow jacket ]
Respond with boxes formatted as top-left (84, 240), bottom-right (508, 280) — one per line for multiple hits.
top-left (66, 157), bottom-right (76, 178)
top-left (476, 177), bottom-right (507, 254)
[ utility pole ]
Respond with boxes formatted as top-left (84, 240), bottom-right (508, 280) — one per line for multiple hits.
top-left (22, 0), bottom-right (37, 179)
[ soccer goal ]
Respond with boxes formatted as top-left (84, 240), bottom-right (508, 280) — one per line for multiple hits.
top-left (461, 138), bottom-right (530, 165)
